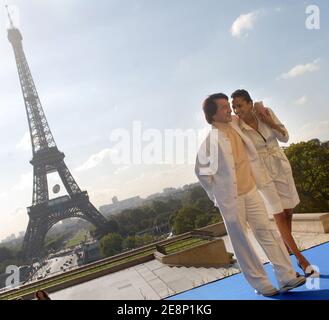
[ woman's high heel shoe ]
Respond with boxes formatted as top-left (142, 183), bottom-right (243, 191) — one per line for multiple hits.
top-left (297, 262), bottom-right (317, 278)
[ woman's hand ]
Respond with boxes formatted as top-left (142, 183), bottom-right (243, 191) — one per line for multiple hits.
top-left (254, 101), bottom-right (269, 119)
top-left (254, 102), bottom-right (276, 126)
top-left (256, 104), bottom-right (287, 136)
top-left (260, 110), bottom-right (276, 128)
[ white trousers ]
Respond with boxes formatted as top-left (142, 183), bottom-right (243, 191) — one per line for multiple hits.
top-left (221, 187), bottom-right (296, 292)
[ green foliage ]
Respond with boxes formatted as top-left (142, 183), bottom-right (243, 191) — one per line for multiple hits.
top-left (45, 234), bottom-right (68, 252)
top-left (190, 187), bottom-right (208, 202)
top-left (172, 206), bottom-right (206, 234)
top-left (0, 247), bottom-right (24, 274)
top-left (209, 214), bottom-right (222, 224)
top-left (193, 197), bottom-right (216, 214)
top-left (122, 236), bottom-right (136, 250)
top-left (99, 233), bottom-right (124, 257)
top-left (65, 230), bottom-right (89, 249)
top-left (107, 185), bottom-right (221, 240)
top-left (113, 207), bottom-right (156, 236)
top-left (122, 234), bottom-right (155, 250)
top-left (153, 211), bottom-right (172, 226)
top-left (95, 219), bottom-right (120, 238)
top-left (135, 234), bottom-right (154, 247)
top-left (285, 139), bottom-right (329, 213)
top-left (0, 247), bottom-right (13, 261)
top-left (194, 214), bottom-right (211, 228)
top-left (167, 185), bottom-right (221, 235)
top-left (151, 201), bottom-right (171, 214)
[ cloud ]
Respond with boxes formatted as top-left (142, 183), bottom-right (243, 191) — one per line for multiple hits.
top-left (123, 164), bottom-right (196, 195)
top-left (0, 207), bottom-right (28, 241)
top-left (231, 11), bottom-right (260, 38)
top-left (75, 148), bottom-right (118, 172)
top-left (295, 95), bottom-right (307, 105)
top-left (289, 120), bottom-right (329, 143)
top-left (12, 172), bottom-right (33, 191)
top-left (11, 207), bottom-right (26, 217)
top-left (87, 187), bottom-right (119, 207)
top-left (16, 131), bottom-right (30, 151)
top-left (113, 165), bottom-right (131, 175)
top-left (278, 59), bottom-right (320, 80)
top-left (0, 192), bottom-right (8, 198)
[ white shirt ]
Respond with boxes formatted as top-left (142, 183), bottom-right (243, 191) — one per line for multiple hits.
top-left (195, 116), bottom-right (271, 218)
top-left (238, 108), bottom-right (292, 179)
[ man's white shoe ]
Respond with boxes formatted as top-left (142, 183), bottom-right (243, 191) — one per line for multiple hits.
top-left (255, 287), bottom-right (280, 297)
top-left (280, 276), bottom-right (306, 293)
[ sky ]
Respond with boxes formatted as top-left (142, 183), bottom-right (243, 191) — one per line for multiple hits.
top-left (0, 0), bottom-right (328, 240)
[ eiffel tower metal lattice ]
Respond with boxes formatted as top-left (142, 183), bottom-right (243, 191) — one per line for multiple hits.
top-left (6, 7), bottom-right (108, 259)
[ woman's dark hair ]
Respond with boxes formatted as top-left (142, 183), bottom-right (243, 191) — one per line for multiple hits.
top-left (35, 290), bottom-right (51, 300)
top-left (202, 93), bottom-right (229, 124)
top-left (231, 89), bottom-right (253, 104)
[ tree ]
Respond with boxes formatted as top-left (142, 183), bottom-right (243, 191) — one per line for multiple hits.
top-left (122, 236), bottom-right (136, 250)
top-left (194, 197), bottom-right (215, 214)
top-left (102, 219), bottom-right (120, 234)
top-left (195, 214), bottom-right (210, 228)
top-left (0, 247), bottom-right (13, 261)
top-left (190, 186), bottom-right (208, 202)
top-left (166, 198), bottom-right (182, 211)
top-left (151, 201), bottom-right (171, 214)
top-left (45, 234), bottom-right (67, 252)
top-left (153, 211), bottom-right (171, 226)
top-left (285, 139), bottom-right (329, 213)
top-left (209, 214), bottom-right (222, 225)
top-left (141, 234), bottom-right (154, 245)
top-left (134, 234), bottom-right (154, 247)
top-left (172, 206), bottom-right (205, 234)
top-left (99, 233), bottom-right (123, 257)
top-left (0, 247), bottom-right (24, 274)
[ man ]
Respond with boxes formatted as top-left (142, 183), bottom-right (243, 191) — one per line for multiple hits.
top-left (195, 93), bottom-right (305, 296)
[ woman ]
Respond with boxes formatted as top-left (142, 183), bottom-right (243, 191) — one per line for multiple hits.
top-left (35, 290), bottom-right (51, 300)
top-left (231, 89), bottom-right (316, 277)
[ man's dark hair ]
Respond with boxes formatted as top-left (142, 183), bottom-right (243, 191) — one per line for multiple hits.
top-left (202, 93), bottom-right (229, 124)
top-left (231, 89), bottom-right (253, 104)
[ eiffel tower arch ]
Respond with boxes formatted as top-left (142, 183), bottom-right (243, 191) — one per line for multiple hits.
top-left (6, 7), bottom-right (108, 259)
top-left (24, 192), bottom-right (108, 258)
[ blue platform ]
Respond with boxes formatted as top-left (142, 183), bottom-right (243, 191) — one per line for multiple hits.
top-left (166, 241), bottom-right (329, 300)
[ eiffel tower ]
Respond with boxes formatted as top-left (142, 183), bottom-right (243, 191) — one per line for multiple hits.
top-left (6, 7), bottom-right (108, 259)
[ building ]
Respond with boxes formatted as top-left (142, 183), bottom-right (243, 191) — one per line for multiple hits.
top-left (163, 187), bottom-right (177, 196)
top-left (99, 196), bottom-right (143, 216)
top-left (18, 231), bottom-right (25, 238)
top-left (81, 241), bottom-right (102, 264)
top-left (5, 234), bottom-right (16, 242)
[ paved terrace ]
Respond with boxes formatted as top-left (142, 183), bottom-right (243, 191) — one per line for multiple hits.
top-left (49, 214), bottom-right (329, 300)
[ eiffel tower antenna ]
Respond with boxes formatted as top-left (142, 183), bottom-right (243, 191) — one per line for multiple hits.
top-left (7, 11), bottom-right (108, 259)
top-left (5, 4), bottom-right (14, 28)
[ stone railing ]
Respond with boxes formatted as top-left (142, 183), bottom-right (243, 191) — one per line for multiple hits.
top-left (269, 213), bottom-right (329, 234)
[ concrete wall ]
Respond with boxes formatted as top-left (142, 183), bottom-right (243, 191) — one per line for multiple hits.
top-left (198, 213), bottom-right (329, 235)
top-left (270, 213), bottom-right (329, 234)
top-left (198, 221), bottom-right (227, 237)
top-left (154, 238), bottom-right (234, 268)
